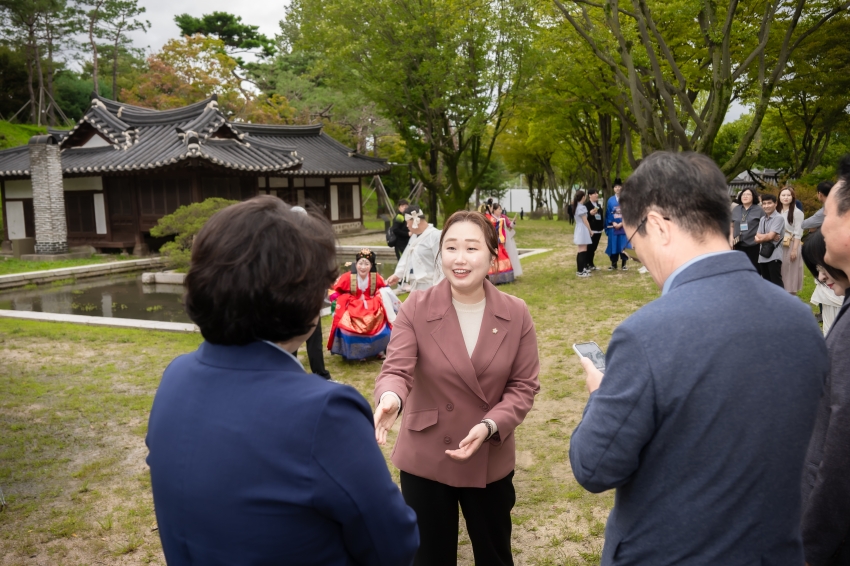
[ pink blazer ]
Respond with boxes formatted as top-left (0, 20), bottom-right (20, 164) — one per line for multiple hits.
top-left (375, 278), bottom-right (540, 488)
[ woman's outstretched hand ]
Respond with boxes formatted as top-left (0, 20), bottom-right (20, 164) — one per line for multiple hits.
top-left (445, 423), bottom-right (489, 461)
top-left (374, 395), bottom-right (400, 445)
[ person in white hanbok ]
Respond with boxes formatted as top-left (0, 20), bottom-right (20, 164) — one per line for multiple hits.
top-left (386, 205), bottom-right (444, 292)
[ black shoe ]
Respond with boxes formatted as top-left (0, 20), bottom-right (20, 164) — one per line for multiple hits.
top-left (607, 266), bottom-right (616, 271)
top-left (622, 265), bottom-right (628, 271)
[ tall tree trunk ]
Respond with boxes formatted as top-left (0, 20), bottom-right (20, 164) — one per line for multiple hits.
top-left (46, 36), bottom-right (56, 126)
top-left (428, 148), bottom-right (439, 225)
top-left (112, 36), bottom-right (120, 101)
top-left (89, 18), bottom-right (99, 95)
top-left (25, 37), bottom-right (36, 123)
top-left (33, 42), bottom-right (45, 126)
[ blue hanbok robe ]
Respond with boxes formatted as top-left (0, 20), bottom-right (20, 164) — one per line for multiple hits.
top-left (605, 195), bottom-right (631, 256)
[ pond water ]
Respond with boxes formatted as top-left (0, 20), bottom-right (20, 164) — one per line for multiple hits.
top-left (0, 261), bottom-right (398, 322)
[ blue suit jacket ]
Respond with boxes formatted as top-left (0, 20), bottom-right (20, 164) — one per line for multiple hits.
top-left (146, 341), bottom-right (418, 565)
top-left (569, 252), bottom-right (828, 565)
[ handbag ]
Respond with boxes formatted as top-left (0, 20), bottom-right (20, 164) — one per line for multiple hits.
top-left (783, 233), bottom-right (792, 247)
top-left (760, 241), bottom-right (777, 258)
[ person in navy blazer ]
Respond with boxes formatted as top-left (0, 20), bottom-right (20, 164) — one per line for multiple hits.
top-left (146, 196), bottom-right (418, 566)
top-left (569, 153), bottom-right (828, 565)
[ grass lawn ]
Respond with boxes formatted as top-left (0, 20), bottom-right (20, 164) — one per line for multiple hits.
top-left (0, 219), bottom-right (819, 565)
top-left (0, 256), bottom-right (129, 277)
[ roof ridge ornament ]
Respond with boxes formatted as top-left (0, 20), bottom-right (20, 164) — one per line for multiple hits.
top-left (205, 100), bottom-right (219, 111)
top-left (185, 130), bottom-right (201, 154)
top-left (92, 99), bottom-right (107, 110)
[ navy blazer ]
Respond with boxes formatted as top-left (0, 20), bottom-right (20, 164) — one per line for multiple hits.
top-left (146, 341), bottom-right (418, 566)
top-left (570, 252), bottom-right (828, 565)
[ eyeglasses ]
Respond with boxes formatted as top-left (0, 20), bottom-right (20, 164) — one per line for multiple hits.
top-left (627, 216), bottom-right (671, 247)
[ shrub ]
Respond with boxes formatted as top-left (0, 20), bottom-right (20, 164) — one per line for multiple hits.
top-left (150, 198), bottom-right (238, 270)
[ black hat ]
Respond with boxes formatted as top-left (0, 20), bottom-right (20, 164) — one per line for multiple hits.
top-left (613, 178), bottom-right (623, 186)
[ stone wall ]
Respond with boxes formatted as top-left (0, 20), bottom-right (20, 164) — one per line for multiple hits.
top-left (332, 221), bottom-right (363, 234)
top-left (29, 137), bottom-right (67, 254)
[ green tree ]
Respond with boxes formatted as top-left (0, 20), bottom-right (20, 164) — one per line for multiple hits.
top-left (0, 0), bottom-right (62, 123)
top-left (97, 0), bottom-right (148, 102)
top-left (553, 0), bottom-right (850, 178)
top-left (121, 35), bottom-right (244, 112)
top-left (765, 15), bottom-right (850, 176)
top-left (287, 0), bottom-right (536, 220)
top-left (174, 11), bottom-right (275, 96)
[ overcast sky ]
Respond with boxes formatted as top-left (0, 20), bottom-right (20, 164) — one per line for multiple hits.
top-left (122, 0), bottom-right (289, 54)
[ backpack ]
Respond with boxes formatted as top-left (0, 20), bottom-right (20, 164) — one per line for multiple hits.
top-left (386, 225), bottom-right (397, 248)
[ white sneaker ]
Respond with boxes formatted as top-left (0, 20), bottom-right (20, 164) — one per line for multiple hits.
top-left (576, 271), bottom-right (591, 278)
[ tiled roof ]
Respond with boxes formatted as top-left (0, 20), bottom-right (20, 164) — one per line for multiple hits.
top-left (0, 94), bottom-right (391, 178)
top-left (235, 124), bottom-right (391, 176)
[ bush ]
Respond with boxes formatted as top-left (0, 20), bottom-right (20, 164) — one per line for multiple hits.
top-left (760, 182), bottom-right (821, 217)
top-left (150, 198), bottom-right (238, 270)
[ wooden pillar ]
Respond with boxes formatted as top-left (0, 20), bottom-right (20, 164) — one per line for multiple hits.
top-left (130, 177), bottom-right (148, 256)
top-left (0, 178), bottom-right (9, 251)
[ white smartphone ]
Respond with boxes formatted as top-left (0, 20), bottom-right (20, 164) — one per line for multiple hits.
top-left (572, 341), bottom-right (606, 371)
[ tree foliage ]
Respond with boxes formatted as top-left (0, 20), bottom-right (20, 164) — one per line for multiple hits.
top-left (150, 198), bottom-right (238, 270)
top-left (121, 35), bottom-right (244, 112)
top-left (287, 0), bottom-right (536, 220)
top-left (553, 0), bottom-right (850, 178)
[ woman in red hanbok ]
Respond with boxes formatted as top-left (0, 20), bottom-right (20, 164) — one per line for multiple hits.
top-left (327, 249), bottom-right (393, 360)
top-left (486, 202), bottom-right (515, 285)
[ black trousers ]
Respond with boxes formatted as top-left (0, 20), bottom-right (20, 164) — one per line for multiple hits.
top-left (400, 470), bottom-right (515, 566)
top-left (394, 240), bottom-right (409, 260)
top-left (761, 259), bottom-right (784, 288)
top-left (587, 232), bottom-right (602, 267)
top-left (305, 318), bottom-right (331, 379)
top-left (609, 252), bottom-right (628, 267)
top-left (735, 243), bottom-right (761, 272)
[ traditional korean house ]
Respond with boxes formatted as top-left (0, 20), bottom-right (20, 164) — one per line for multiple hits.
top-left (0, 94), bottom-right (390, 254)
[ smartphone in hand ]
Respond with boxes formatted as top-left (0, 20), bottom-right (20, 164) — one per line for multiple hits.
top-left (572, 341), bottom-right (606, 371)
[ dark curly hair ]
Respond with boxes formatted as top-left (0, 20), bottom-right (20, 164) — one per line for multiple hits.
top-left (185, 195), bottom-right (338, 345)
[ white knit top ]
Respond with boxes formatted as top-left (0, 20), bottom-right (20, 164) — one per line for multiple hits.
top-left (452, 298), bottom-right (486, 357)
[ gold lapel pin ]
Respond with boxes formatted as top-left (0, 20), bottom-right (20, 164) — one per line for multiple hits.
top-left (492, 328), bottom-right (498, 334)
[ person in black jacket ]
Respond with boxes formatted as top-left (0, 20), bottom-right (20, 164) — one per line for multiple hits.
top-left (802, 162), bottom-right (850, 566)
top-left (585, 189), bottom-right (604, 270)
top-left (391, 199), bottom-right (410, 259)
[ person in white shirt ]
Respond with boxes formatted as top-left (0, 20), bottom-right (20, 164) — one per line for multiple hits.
top-left (386, 205), bottom-right (444, 292)
top-left (778, 187), bottom-right (805, 294)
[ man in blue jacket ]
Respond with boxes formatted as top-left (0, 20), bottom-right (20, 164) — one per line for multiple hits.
top-left (570, 152), bottom-right (828, 565)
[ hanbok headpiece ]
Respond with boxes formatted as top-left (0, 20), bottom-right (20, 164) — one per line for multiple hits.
top-left (353, 248), bottom-right (378, 273)
top-left (404, 205), bottom-right (426, 230)
top-left (613, 177), bottom-right (623, 187)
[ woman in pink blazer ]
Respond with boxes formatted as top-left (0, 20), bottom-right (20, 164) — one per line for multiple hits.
top-left (374, 210), bottom-right (540, 566)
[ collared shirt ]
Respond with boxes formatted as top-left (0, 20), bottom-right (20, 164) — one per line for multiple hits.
top-left (662, 251), bottom-right (738, 296)
top-left (731, 204), bottom-right (764, 246)
top-left (802, 207), bottom-right (824, 231)
top-left (262, 340), bottom-right (306, 372)
top-left (758, 211), bottom-right (785, 263)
